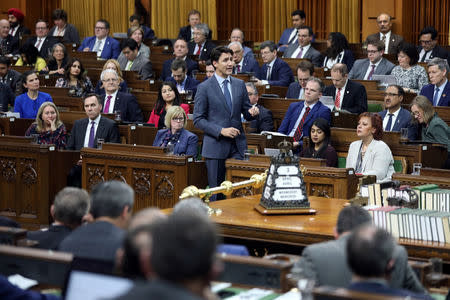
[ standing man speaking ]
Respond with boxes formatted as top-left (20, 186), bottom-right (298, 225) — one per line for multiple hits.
top-left (194, 46), bottom-right (259, 200)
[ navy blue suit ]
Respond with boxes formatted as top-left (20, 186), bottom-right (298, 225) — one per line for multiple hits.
top-left (379, 108), bottom-right (418, 140)
top-left (188, 40), bottom-right (216, 61)
top-left (102, 92), bottom-right (143, 123)
top-left (234, 55), bottom-right (260, 74)
top-left (420, 81), bottom-right (450, 106)
top-left (27, 225), bottom-right (72, 250)
top-left (249, 105), bottom-right (273, 133)
top-left (165, 76), bottom-right (200, 95)
top-left (257, 57), bottom-right (294, 87)
top-left (153, 128), bottom-right (198, 156)
top-left (0, 83), bottom-right (15, 112)
top-left (348, 281), bottom-right (433, 300)
top-left (160, 57), bottom-right (199, 81)
top-left (286, 82), bottom-right (303, 99)
top-left (78, 36), bottom-right (120, 60)
top-left (278, 27), bottom-right (296, 52)
top-left (323, 80), bottom-right (368, 114)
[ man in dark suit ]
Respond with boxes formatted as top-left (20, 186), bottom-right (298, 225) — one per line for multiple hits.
top-left (0, 81), bottom-right (14, 112)
top-left (255, 40), bottom-right (294, 87)
top-left (347, 225), bottom-right (432, 299)
top-left (118, 38), bottom-right (153, 80)
top-left (128, 14), bottom-right (155, 40)
top-left (160, 38), bottom-right (199, 80)
top-left (229, 28), bottom-right (253, 57)
top-left (278, 10), bottom-right (306, 52)
top-left (188, 23), bottom-right (216, 61)
top-left (178, 9), bottom-right (212, 42)
top-left (100, 69), bottom-right (143, 122)
top-left (245, 82), bottom-right (273, 133)
top-left (194, 46), bottom-right (259, 200)
top-left (420, 58), bottom-right (450, 106)
top-left (278, 78), bottom-right (331, 149)
top-left (7, 8), bottom-right (30, 39)
top-left (283, 25), bottom-right (322, 67)
top-left (228, 41), bottom-right (259, 74)
top-left (379, 85), bottom-right (418, 140)
top-left (165, 59), bottom-right (200, 95)
top-left (59, 181), bottom-right (134, 266)
top-left (24, 19), bottom-right (58, 59)
top-left (67, 94), bottom-right (120, 150)
top-left (0, 56), bottom-right (20, 94)
top-left (324, 63), bottom-right (368, 114)
top-left (78, 19), bottom-right (120, 59)
top-left (27, 187), bottom-right (90, 250)
top-left (286, 60), bottom-right (314, 99)
top-left (348, 39), bottom-right (395, 80)
top-left (0, 19), bottom-right (19, 56)
top-left (365, 13), bottom-right (404, 55)
top-left (418, 26), bottom-right (450, 64)
top-left (296, 206), bottom-right (426, 293)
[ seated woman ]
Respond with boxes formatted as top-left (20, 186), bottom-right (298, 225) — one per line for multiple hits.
top-left (14, 70), bottom-right (53, 119)
top-left (55, 58), bottom-right (93, 97)
top-left (25, 101), bottom-right (67, 149)
top-left (300, 118), bottom-right (338, 167)
top-left (147, 81), bottom-right (189, 128)
top-left (410, 95), bottom-right (450, 168)
top-left (153, 106), bottom-right (198, 156)
top-left (15, 43), bottom-right (47, 72)
top-left (323, 32), bottom-right (354, 71)
top-left (94, 59), bottom-right (128, 95)
top-left (391, 43), bottom-right (428, 93)
top-left (121, 26), bottom-right (150, 59)
top-left (41, 43), bottom-right (69, 76)
top-left (346, 112), bottom-right (395, 182)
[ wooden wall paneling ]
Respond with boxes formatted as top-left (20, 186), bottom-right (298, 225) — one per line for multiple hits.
top-left (299, 0), bottom-right (328, 40)
top-left (411, 0), bottom-right (450, 45)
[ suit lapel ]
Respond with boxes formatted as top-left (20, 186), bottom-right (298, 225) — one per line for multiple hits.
top-left (95, 117), bottom-right (105, 140)
top-left (211, 76), bottom-right (231, 115)
top-left (230, 77), bottom-right (239, 115)
top-left (113, 93), bottom-right (120, 113)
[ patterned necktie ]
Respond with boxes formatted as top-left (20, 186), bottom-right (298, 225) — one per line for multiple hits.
top-left (385, 113), bottom-right (394, 131)
top-left (266, 66), bottom-right (271, 80)
top-left (296, 47), bottom-right (304, 58)
top-left (367, 64), bottom-right (376, 80)
top-left (103, 95), bottom-right (112, 113)
top-left (293, 107), bottom-right (311, 142)
top-left (335, 88), bottom-right (341, 109)
top-left (288, 29), bottom-right (298, 45)
top-left (93, 40), bottom-right (102, 56)
top-left (381, 34), bottom-right (386, 44)
top-left (223, 79), bottom-right (232, 111)
top-left (126, 61), bottom-right (133, 70)
top-left (88, 121), bottom-right (96, 148)
top-left (433, 87), bottom-right (440, 106)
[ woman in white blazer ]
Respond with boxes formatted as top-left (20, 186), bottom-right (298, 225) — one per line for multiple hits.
top-left (346, 112), bottom-right (395, 182)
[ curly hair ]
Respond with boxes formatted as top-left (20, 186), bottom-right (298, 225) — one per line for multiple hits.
top-left (359, 112), bottom-right (383, 140)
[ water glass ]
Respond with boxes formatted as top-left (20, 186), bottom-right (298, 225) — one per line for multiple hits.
top-left (400, 128), bottom-right (408, 141)
top-left (412, 163), bottom-right (422, 175)
top-left (97, 138), bottom-right (105, 150)
top-left (166, 142), bottom-right (174, 155)
top-left (429, 257), bottom-right (443, 280)
top-left (114, 110), bottom-right (122, 122)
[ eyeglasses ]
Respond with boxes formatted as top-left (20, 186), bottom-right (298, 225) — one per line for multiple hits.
top-left (172, 117), bottom-right (184, 122)
top-left (384, 93), bottom-right (399, 97)
top-left (411, 111), bottom-right (421, 117)
top-left (102, 78), bottom-right (118, 83)
top-left (298, 78), bottom-right (310, 82)
top-left (247, 92), bottom-right (257, 96)
top-left (36, 27), bottom-right (47, 30)
top-left (367, 50), bottom-right (379, 54)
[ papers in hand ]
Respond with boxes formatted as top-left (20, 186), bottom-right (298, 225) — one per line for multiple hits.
top-left (260, 131), bottom-right (287, 136)
top-left (8, 274), bottom-right (38, 290)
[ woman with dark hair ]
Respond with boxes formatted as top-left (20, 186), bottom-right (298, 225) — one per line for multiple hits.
top-left (15, 43), bottom-right (47, 72)
top-left (41, 43), bottom-right (69, 75)
top-left (346, 112), bottom-right (395, 182)
top-left (48, 9), bottom-right (80, 44)
top-left (300, 118), bottom-right (337, 167)
top-left (55, 58), bottom-right (93, 97)
top-left (323, 32), bottom-right (354, 71)
top-left (391, 43), bottom-right (428, 93)
top-left (14, 70), bottom-right (53, 119)
top-left (147, 81), bottom-right (190, 128)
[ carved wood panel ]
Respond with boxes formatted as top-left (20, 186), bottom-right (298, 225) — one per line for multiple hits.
top-left (107, 166), bottom-right (127, 183)
top-left (154, 170), bottom-right (175, 209)
top-left (86, 164), bottom-right (105, 190)
top-left (18, 158), bottom-right (38, 217)
top-left (132, 168), bottom-right (152, 210)
top-left (0, 157), bottom-right (16, 214)
top-left (309, 183), bottom-right (333, 198)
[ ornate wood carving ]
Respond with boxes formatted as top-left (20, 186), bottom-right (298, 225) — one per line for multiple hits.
top-left (87, 165), bottom-right (105, 189)
top-left (132, 169), bottom-right (152, 195)
top-left (20, 159), bottom-right (38, 186)
top-left (155, 171), bottom-right (175, 202)
top-left (107, 167), bottom-right (127, 183)
top-left (310, 184), bottom-right (332, 198)
top-left (0, 158), bottom-right (16, 182)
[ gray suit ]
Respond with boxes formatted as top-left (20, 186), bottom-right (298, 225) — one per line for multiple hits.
top-left (296, 234), bottom-right (426, 293)
top-left (283, 44), bottom-right (322, 67)
top-left (348, 58), bottom-right (395, 80)
top-left (118, 53), bottom-right (153, 80)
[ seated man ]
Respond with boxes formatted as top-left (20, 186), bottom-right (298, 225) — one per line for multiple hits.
top-left (0, 19), bottom-right (19, 55)
top-left (178, 9), bottom-right (212, 42)
top-left (420, 57), bottom-right (450, 106)
top-left (128, 14), bottom-right (155, 40)
top-left (255, 40), bottom-right (294, 87)
top-left (278, 77), bottom-right (331, 149)
top-left (228, 41), bottom-right (259, 74)
top-left (245, 82), bottom-right (273, 133)
top-left (324, 63), bottom-right (368, 114)
top-left (278, 10), bottom-right (307, 52)
top-left (27, 187), bottom-right (90, 250)
top-left (296, 206), bottom-right (426, 293)
top-left (7, 8), bottom-right (30, 39)
top-left (78, 19), bottom-right (120, 59)
top-left (204, 59), bottom-right (215, 81)
top-left (229, 28), bottom-right (253, 57)
top-left (165, 59), bottom-right (200, 95)
top-left (187, 23), bottom-right (216, 61)
top-left (286, 60), bottom-right (314, 99)
top-left (100, 69), bottom-right (143, 122)
top-left (59, 181), bottom-right (134, 265)
top-left (365, 13), bottom-right (404, 55)
top-left (283, 25), bottom-right (322, 67)
top-left (348, 39), bottom-right (395, 80)
top-left (0, 55), bottom-right (21, 93)
top-left (0, 274), bottom-right (60, 300)
top-left (418, 26), bottom-right (450, 64)
top-left (379, 85), bottom-right (418, 140)
top-left (347, 225), bottom-right (432, 299)
top-left (118, 38), bottom-right (153, 80)
top-left (160, 38), bottom-right (199, 81)
top-left (0, 81), bottom-right (14, 112)
top-left (24, 19), bottom-right (58, 59)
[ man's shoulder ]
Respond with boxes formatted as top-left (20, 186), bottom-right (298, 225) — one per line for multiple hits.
top-left (353, 58), bottom-right (369, 66)
top-left (106, 36), bottom-right (120, 45)
top-left (274, 57), bottom-right (290, 68)
top-left (347, 79), bottom-right (364, 89)
top-left (380, 58), bottom-right (395, 67)
top-left (303, 238), bottom-right (343, 256)
top-left (73, 117), bottom-right (89, 126)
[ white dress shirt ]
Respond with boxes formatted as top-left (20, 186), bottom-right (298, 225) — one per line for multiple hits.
top-left (382, 106), bottom-right (401, 131)
top-left (104, 90), bottom-right (119, 114)
top-left (363, 58), bottom-right (382, 80)
top-left (291, 44), bottom-right (311, 59)
top-left (288, 102), bottom-right (317, 136)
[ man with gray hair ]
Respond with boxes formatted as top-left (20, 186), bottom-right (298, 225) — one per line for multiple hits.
top-left (245, 82), bottom-right (273, 133)
top-left (59, 181), bottom-right (134, 264)
top-left (255, 40), bottom-right (293, 87)
top-left (228, 41), bottom-right (259, 75)
top-left (0, 19), bottom-right (19, 55)
top-left (229, 28), bottom-right (252, 57)
top-left (188, 23), bottom-right (216, 61)
top-left (27, 187), bottom-right (90, 250)
top-left (365, 13), bottom-right (404, 55)
top-left (420, 57), bottom-right (450, 106)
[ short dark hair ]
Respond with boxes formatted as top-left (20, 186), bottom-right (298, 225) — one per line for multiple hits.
top-left (19, 70), bottom-right (38, 94)
top-left (420, 26), bottom-right (438, 40)
top-left (96, 19), bottom-right (110, 30)
top-left (129, 14), bottom-right (140, 23)
top-left (336, 206), bottom-right (372, 234)
top-left (210, 46), bottom-right (233, 63)
top-left (35, 19), bottom-right (49, 28)
top-left (0, 56), bottom-right (11, 66)
top-left (52, 9), bottom-right (67, 22)
top-left (188, 9), bottom-right (201, 19)
top-left (347, 226), bottom-right (395, 278)
top-left (297, 60), bottom-right (314, 76)
top-left (53, 187), bottom-right (90, 227)
top-left (83, 93), bottom-right (102, 106)
top-left (120, 38), bottom-right (138, 51)
top-left (298, 25), bottom-right (313, 36)
top-left (90, 181), bottom-right (134, 219)
top-left (171, 58), bottom-right (187, 72)
top-left (291, 10), bottom-right (306, 19)
top-left (205, 59), bottom-right (213, 67)
top-left (359, 112), bottom-right (384, 140)
top-left (367, 38), bottom-right (385, 51)
top-left (259, 40), bottom-right (277, 52)
top-left (398, 43), bottom-right (419, 66)
top-left (387, 84), bottom-right (405, 97)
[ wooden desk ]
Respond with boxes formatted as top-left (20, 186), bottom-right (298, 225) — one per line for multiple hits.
top-left (393, 173), bottom-right (450, 189)
top-left (435, 106), bottom-right (450, 126)
top-left (0, 117), bottom-right (33, 136)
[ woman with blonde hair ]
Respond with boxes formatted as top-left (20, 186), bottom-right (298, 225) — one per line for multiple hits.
top-left (94, 59), bottom-right (128, 95)
top-left (25, 101), bottom-right (67, 149)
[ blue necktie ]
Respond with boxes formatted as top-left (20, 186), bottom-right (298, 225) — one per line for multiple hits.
top-left (433, 87), bottom-right (440, 106)
top-left (88, 121), bottom-right (95, 148)
top-left (223, 79), bottom-right (232, 111)
top-left (385, 113), bottom-right (394, 131)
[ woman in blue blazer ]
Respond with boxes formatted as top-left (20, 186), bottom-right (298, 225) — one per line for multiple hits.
top-left (153, 106), bottom-right (198, 156)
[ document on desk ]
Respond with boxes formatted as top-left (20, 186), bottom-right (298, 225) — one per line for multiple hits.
top-left (226, 288), bottom-right (273, 299)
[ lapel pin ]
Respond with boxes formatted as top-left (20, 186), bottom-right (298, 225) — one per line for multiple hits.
top-left (443, 94), bottom-right (446, 97)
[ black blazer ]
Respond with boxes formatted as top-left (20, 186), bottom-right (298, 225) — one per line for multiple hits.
top-left (67, 116), bottom-right (120, 150)
top-left (188, 40), bottom-right (216, 61)
top-left (323, 79), bottom-right (368, 114)
top-left (10, 25), bottom-right (30, 39)
top-left (178, 25), bottom-right (212, 42)
top-left (48, 23), bottom-right (80, 44)
top-left (0, 35), bottom-right (19, 55)
top-left (249, 105), bottom-right (274, 133)
top-left (160, 57), bottom-right (199, 81)
top-left (0, 83), bottom-right (15, 111)
top-left (102, 92), bottom-right (143, 123)
top-left (1, 69), bottom-right (21, 94)
top-left (27, 225), bottom-right (72, 250)
top-left (418, 45), bottom-right (450, 65)
top-left (24, 36), bottom-right (58, 59)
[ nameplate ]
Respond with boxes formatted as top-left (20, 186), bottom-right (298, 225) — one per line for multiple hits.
top-left (275, 176), bottom-right (301, 188)
top-left (276, 166), bottom-right (298, 176)
top-left (273, 189), bottom-right (304, 201)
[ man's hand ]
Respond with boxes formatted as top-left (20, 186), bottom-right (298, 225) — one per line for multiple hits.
top-left (248, 105), bottom-right (259, 116)
top-left (221, 127), bottom-right (240, 138)
top-left (83, 47), bottom-right (90, 52)
top-left (293, 141), bottom-right (300, 148)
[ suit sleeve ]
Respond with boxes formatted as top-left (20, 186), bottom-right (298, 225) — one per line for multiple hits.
top-left (295, 246), bottom-right (319, 283)
top-left (311, 52), bottom-right (323, 68)
top-left (111, 40), bottom-right (121, 60)
top-left (349, 84), bottom-right (367, 114)
top-left (139, 61), bottom-right (153, 80)
top-left (108, 122), bottom-right (120, 143)
top-left (278, 103), bottom-right (296, 134)
top-left (193, 83), bottom-right (223, 139)
top-left (78, 38), bottom-right (87, 51)
top-left (185, 133), bottom-right (199, 156)
top-left (259, 109), bottom-right (274, 132)
top-left (127, 94), bottom-right (143, 123)
top-left (393, 246), bottom-right (426, 293)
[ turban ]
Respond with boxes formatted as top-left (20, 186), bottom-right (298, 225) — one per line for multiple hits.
top-left (7, 8), bottom-right (25, 22)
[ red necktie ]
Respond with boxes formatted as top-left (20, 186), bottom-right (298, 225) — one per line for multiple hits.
top-left (293, 107), bottom-right (311, 142)
top-left (335, 88), bottom-right (341, 109)
top-left (195, 45), bottom-right (201, 56)
top-left (103, 95), bottom-right (112, 113)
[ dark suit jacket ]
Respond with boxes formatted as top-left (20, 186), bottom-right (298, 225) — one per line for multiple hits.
top-left (235, 54), bottom-right (260, 74)
top-left (27, 224), bottom-right (72, 250)
top-left (103, 92), bottom-right (143, 123)
top-left (366, 32), bottom-right (404, 54)
top-left (0, 35), bottom-right (19, 55)
top-left (379, 108), bottom-right (418, 140)
top-left (153, 128), bottom-right (198, 156)
top-left (418, 45), bottom-right (450, 65)
top-left (348, 282), bottom-right (432, 300)
top-left (286, 82), bottom-right (302, 99)
top-left (67, 116), bottom-right (120, 150)
top-left (257, 57), bottom-right (294, 87)
top-left (283, 44), bottom-right (322, 67)
top-left (24, 36), bottom-right (58, 59)
top-left (10, 25), bottom-right (30, 39)
top-left (0, 82), bottom-right (15, 111)
top-left (48, 23), bottom-right (80, 44)
top-left (78, 36), bottom-right (120, 59)
top-left (1, 69), bottom-right (21, 94)
top-left (249, 105), bottom-right (273, 133)
top-left (420, 81), bottom-right (450, 106)
top-left (178, 25), bottom-right (212, 42)
top-left (165, 76), bottom-right (200, 95)
top-left (324, 80), bottom-right (368, 114)
top-left (160, 57), bottom-right (199, 81)
top-left (188, 40), bottom-right (216, 61)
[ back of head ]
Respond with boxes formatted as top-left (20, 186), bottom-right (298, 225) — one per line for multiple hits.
top-left (90, 180), bottom-right (134, 219)
top-left (336, 206), bottom-right (372, 235)
top-left (173, 197), bottom-right (209, 216)
top-left (128, 207), bottom-right (166, 230)
top-left (53, 187), bottom-right (90, 227)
